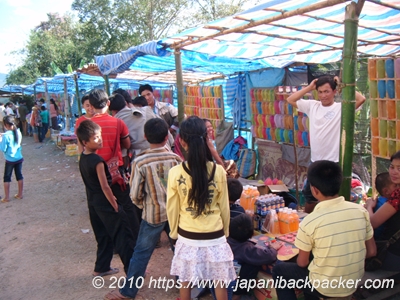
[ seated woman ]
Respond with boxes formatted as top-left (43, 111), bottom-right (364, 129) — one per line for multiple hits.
top-left (203, 119), bottom-right (225, 167)
top-left (174, 118), bottom-right (225, 168)
top-left (365, 150), bottom-right (400, 271)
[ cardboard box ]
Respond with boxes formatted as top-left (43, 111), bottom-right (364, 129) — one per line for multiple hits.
top-left (65, 149), bottom-right (79, 156)
top-left (51, 134), bottom-right (59, 143)
top-left (238, 177), bottom-right (289, 195)
top-left (66, 143), bottom-right (78, 150)
top-left (257, 184), bottom-right (290, 195)
top-left (252, 271), bottom-right (304, 300)
top-left (253, 271), bottom-right (277, 300)
top-left (266, 184), bottom-right (290, 193)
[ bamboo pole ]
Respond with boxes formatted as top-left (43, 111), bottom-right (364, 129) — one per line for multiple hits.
top-left (339, 1), bottom-right (362, 200)
top-left (174, 49), bottom-right (185, 124)
top-left (74, 75), bottom-right (82, 117)
top-left (33, 85), bottom-right (37, 102)
top-left (44, 81), bottom-right (50, 126)
top-left (64, 78), bottom-right (71, 132)
top-left (104, 75), bottom-right (111, 96)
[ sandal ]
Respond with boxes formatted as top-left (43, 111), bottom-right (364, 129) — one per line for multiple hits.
top-left (14, 194), bottom-right (23, 200)
top-left (104, 289), bottom-right (133, 300)
top-left (1, 199), bottom-right (10, 203)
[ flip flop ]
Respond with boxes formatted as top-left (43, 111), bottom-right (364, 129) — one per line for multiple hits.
top-left (104, 289), bottom-right (133, 300)
top-left (14, 194), bottom-right (23, 200)
top-left (1, 199), bottom-right (9, 203)
top-left (94, 267), bottom-right (119, 277)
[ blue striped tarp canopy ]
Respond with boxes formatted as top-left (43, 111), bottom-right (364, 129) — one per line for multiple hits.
top-left (95, 0), bottom-right (400, 77)
top-left (0, 73), bottom-right (178, 95)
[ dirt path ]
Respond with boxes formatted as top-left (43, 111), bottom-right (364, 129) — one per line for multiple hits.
top-left (0, 136), bottom-right (214, 300)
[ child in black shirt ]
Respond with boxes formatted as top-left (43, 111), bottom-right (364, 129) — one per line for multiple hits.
top-left (77, 119), bottom-right (134, 276)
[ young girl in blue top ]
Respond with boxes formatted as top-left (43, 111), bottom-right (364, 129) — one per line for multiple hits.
top-left (0, 116), bottom-right (24, 202)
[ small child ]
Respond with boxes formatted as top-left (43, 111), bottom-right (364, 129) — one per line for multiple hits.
top-left (81, 95), bottom-right (95, 118)
top-left (227, 214), bottom-right (280, 298)
top-left (0, 116), bottom-right (24, 202)
top-left (374, 172), bottom-right (397, 239)
top-left (76, 119), bottom-right (134, 277)
top-left (39, 105), bottom-right (49, 143)
top-left (76, 95), bottom-right (95, 153)
top-left (227, 178), bottom-right (245, 219)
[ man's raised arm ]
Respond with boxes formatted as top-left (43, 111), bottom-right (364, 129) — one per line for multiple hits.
top-left (287, 79), bottom-right (318, 108)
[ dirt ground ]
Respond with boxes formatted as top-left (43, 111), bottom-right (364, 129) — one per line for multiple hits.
top-left (2, 136), bottom-right (399, 300)
top-left (0, 136), bottom-right (215, 300)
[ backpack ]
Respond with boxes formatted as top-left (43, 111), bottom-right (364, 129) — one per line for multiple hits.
top-left (221, 136), bottom-right (247, 160)
top-left (237, 148), bottom-right (257, 178)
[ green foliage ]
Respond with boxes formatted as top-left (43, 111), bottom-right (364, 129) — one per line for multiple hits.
top-left (51, 62), bottom-right (64, 75)
top-left (6, 63), bottom-right (41, 85)
top-left (9, 95), bottom-right (35, 112)
top-left (7, 0), bottom-right (259, 85)
top-left (188, 0), bottom-right (260, 25)
top-left (7, 13), bottom-right (84, 85)
top-left (72, 0), bottom-right (142, 54)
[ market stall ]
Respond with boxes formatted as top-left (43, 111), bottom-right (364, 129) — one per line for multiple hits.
top-left (369, 57), bottom-right (400, 192)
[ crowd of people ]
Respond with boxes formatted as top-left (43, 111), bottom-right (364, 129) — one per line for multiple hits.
top-left (0, 97), bottom-right (64, 204)
top-left (1, 76), bottom-right (400, 300)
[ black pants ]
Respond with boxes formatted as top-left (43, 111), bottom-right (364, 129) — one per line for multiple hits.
top-left (89, 204), bottom-right (134, 274)
top-left (272, 262), bottom-right (326, 300)
top-left (112, 183), bottom-right (142, 246)
top-left (39, 123), bottom-right (48, 142)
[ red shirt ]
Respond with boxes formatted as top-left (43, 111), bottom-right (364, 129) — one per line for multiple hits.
top-left (75, 113), bottom-right (129, 166)
top-left (388, 188), bottom-right (400, 211)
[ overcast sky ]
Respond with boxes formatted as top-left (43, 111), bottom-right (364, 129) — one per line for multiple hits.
top-left (0, 0), bottom-right (74, 74)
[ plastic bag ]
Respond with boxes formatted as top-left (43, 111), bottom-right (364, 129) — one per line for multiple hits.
top-left (265, 210), bottom-right (280, 234)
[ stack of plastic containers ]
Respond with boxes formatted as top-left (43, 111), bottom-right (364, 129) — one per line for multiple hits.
top-left (240, 188), bottom-right (301, 234)
top-left (240, 185), bottom-right (260, 216)
top-left (369, 57), bottom-right (400, 158)
top-left (250, 86), bottom-right (310, 145)
top-left (253, 194), bottom-right (283, 231)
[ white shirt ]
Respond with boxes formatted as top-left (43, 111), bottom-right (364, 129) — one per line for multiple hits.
top-left (297, 100), bottom-right (341, 162)
top-left (5, 107), bottom-right (14, 116)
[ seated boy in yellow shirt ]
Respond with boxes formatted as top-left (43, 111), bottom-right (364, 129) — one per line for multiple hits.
top-left (272, 160), bottom-right (376, 299)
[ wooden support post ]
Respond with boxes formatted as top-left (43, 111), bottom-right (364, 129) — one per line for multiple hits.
top-left (174, 48), bottom-right (185, 124)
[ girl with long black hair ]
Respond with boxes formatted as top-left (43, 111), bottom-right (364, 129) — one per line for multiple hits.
top-left (167, 116), bottom-right (235, 300)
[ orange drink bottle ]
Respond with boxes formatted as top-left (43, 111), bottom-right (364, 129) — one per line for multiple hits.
top-left (271, 210), bottom-right (280, 235)
top-left (240, 185), bottom-right (248, 211)
top-left (281, 209), bottom-right (290, 234)
top-left (288, 211), bottom-right (298, 232)
top-left (292, 210), bottom-right (300, 231)
top-left (278, 208), bottom-right (284, 234)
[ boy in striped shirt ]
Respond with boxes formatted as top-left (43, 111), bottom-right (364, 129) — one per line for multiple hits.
top-left (105, 118), bottom-right (182, 300)
top-left (273, 160), bottom-right (376, 299)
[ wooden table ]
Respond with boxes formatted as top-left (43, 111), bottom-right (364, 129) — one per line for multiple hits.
top-left (56, 135), bottom-right (77, 150)
top-left (251, 232), bottom-right (299, 261)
